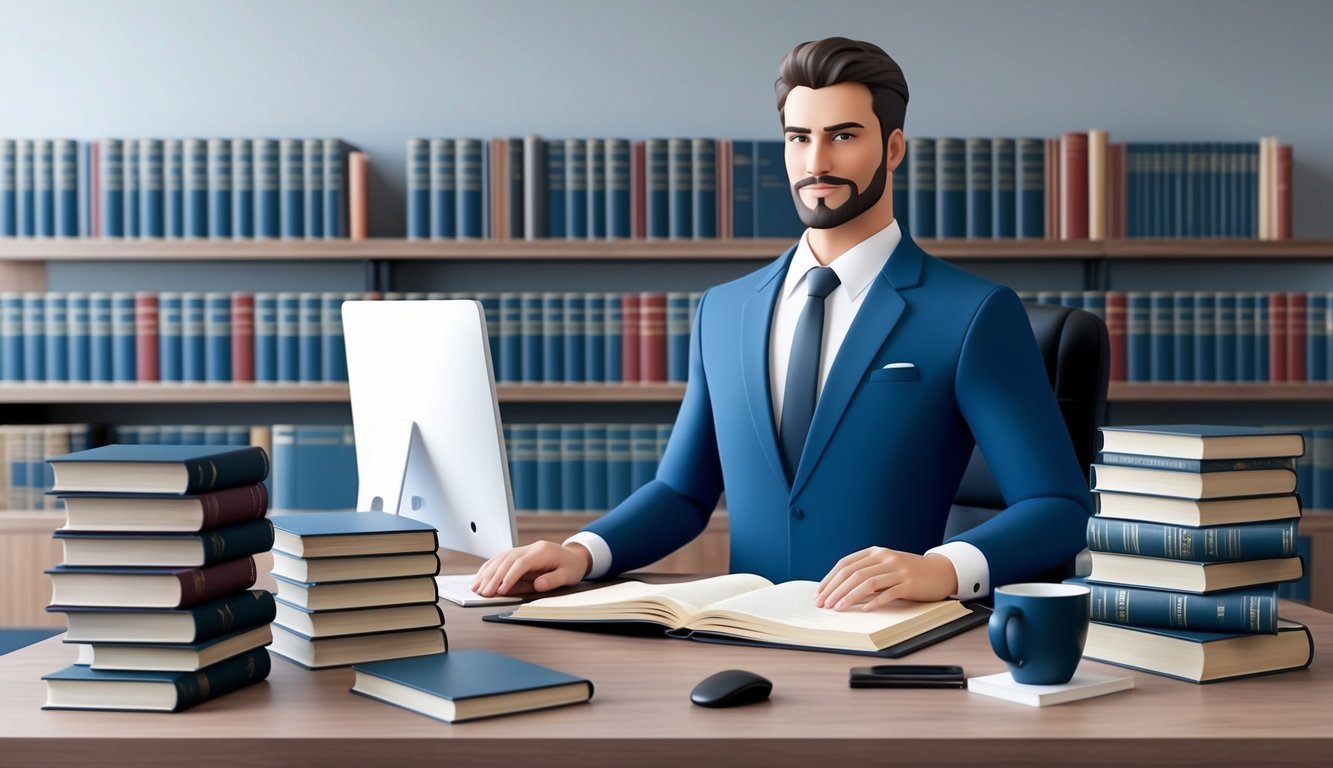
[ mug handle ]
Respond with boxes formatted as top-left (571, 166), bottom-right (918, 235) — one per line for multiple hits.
top-left (988, 605), bottom-right (1023, 666)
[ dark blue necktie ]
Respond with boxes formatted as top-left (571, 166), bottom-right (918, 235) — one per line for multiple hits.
top-left (779, 266), bottom-right (841, 480)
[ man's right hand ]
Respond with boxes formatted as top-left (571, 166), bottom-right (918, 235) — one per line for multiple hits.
top-left (471, 540), bottom-right (593, 597)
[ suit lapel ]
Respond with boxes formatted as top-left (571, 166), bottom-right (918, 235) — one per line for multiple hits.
top-left (790, 231), bottom-right (926, 498)
top-left (741, 246), bottom-right (796, 488)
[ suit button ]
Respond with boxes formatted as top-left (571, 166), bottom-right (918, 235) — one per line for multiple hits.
top-left (790, 506), bottom-right (804, 520)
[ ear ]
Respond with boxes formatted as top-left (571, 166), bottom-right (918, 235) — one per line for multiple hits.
top-left (886, 129), bottom-right (906, 173)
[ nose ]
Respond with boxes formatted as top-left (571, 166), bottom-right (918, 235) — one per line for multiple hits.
top-left (806, 138), bottom-right (832, 177)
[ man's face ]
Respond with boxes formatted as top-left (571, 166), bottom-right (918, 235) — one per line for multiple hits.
top-left (783, 82), bottom-right (890, 229)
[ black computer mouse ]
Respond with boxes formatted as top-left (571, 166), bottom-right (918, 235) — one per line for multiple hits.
top-left (690, 669), bottom-right (773, 708)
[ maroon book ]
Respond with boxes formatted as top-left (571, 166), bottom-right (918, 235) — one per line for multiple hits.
top-left (632, 140), bottom-right (646, 240)
top-left (1060, 132), bottom-right (1088, 240)
top-left (134, 292), bottom-right (159, 382)
top-left (1105, 291), bottom-right (1127, 382)
top-left (1276, 145), bottom-right (1292, 241)
top-left (60, 482), bottom-right (270, 533)
top-left (1286, 292), bottom-right (1306, 383)
top-left (1269, 292), bottom-right (1288, 383)
top-left (638, 292), bottom-right (667, 382)
top-left (621, 292), bottom-right (640, 382)
top-left (46, 556), bottom-right (259, 609)
top-left (231, 292), bottom-right (255, 382)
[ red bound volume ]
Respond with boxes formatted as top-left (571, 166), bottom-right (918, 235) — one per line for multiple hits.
top-left (134, 292), bottom-right (159, 382)
top-left (1269, 292), bottom-right (1288, 383)
top-left (638, 292), bottom-right (667, 382)
top-left (1060, 132), bottom-right (1089, 240)
top-left (1276, 145), bottom-right (1292, 241)
top-left (231, 292), bottom-right (255, 382)
top-left (177, 556), bottom-right (259, 608)
top-left (1286, 292), bottom-right (1306, 382)
top-left (1105, 291), bottom-right (1127, 382)
top-left (621, 293), bottom-right (640, 382)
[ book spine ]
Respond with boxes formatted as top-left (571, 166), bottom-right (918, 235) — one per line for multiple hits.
top-left (455, 138), bottom-right (483, 239)
top-left (604, 293), bottom-right (622, 382)
top-left (320, 293), bottom-right (347, 382)
top-left (197, 482), bottom-right (270, 529)
top-left (582, 423), bottom-right (609, 513)
top-left (230, 292), bottom-right (254, 382)
top-left (583, 293), bottom-right (606, 383)
top-left (188, 589), bottom-right (276, 642)
top-left (205, 292), bottom-right (232, 382)
top-left (544, 139), bottom-right (566, 239)
top-left (1085, 581), bottom-right (1278, 634)
top-left (405, 137), bottom-right (429, 239)
top-left (667, 138), bottom-right (692, 239)
top-left (182, 449), bottom-right (270, 495)
top-left (131, 139), bottom-right (160, 239)
top-left (730, 140), bottom-right (755, 239)
top-left (181, 292), bottom-right (205, 383)
top-left (644, 138), bottom-right (669, 239)
top-left (271, 424), bottom-right (356, 510)
top-left (276, 292), bottom-right (299, 383)
top-left (965, 137), bottom-right (993, 239)
top-left (66, 292), bottom-right (90, 382)
top-left (562, 138), bottom-right (587, 240)
top-left (691, 138), bottom-right (717, 239)
top-left (120, 138), bottom-right (138, 238)
top-left (0, 139), bottom-right (14, 236)
top-left (1288, 291), bottom-right (1307, 382)
top-left (1235, 293), bottom-right (1256, 382)
top-left (621, 293), bottom-right (640, 383)
top-left (936, 138), bottom-right (965, 238)
top-left (253, 292), bottom-right (277, 383)
top-left (171, 556), bottom-right (259, 607)
top-left (0, 292), bottom-right (22, 380)
top-left (1193, 292), bottom-right (1216, 382)
top-left (182, 138), bottom-right (208, 238)
top-left (253, 139), bottom-right (280, 239)
top-left (134, 292), bottom-right (159, 382)
top-left (206, 139), bottom-right (231, 239)
top-left (541, 293), bottom-right (565, 383)
top-left (43, 292), bottom-right (68, 382)
top-left (522, 134), bottom-right (546, 240)
top-left (324, 138), bottom-right (346, 239)
top-left (991, 137), bottom-right (1015, 239)
top-left (98, 139), bottom-right (124, 237)
top-left (54, 139), bottom-right (80, 238)
top-left (753, 139), bottom-right (803, 238)
top-left (562, 293), bottom-right (586, 383)
top-left (639, 292), bottom-right (667, 382)
top-left (560, 424), bottom-right (585, 513)
top-left (111, 292), bottom-right (136, 382)
top-left (1060, 132), bottom-right (1089, 239)
top-left (428, 137), bottom-right (455, 239)
top-left (585, 138), bottom-right (605, 239)
top-left (198, 519), bottom-right (276, 565)
top-left (1097, 453), bottom-right (1294, 473)
top-left (1215, 292), bottom-right (1237, 382)
top-left (1308, 292), bottom-right (1328, 382)
top-left (156, 291), bottom-right (182, 383)
top-left (509, 424), bottom-right (537, 513)
top-left (298, 292), bottom-right (322, 382)
top-left (89, 292), bottom-right (112, 382)
top-left (1087, 517), bottom-right (1298, 562)
top-left (1173, 291), bottom-right (1195, 383)
top-left (497, 292), bottom-right (521, 383)
top-left (535, 424), bottom-right (562, 513)
top-left (231, 138), bottom-right (254, 239)
top-left (170, 647), bottom-right (272, 711)
top-left (908, 137), bottom-right (937, 238)
top-left (1126, 292), bottom-right (1150, 382)
top-left (163, 139), bottom-right (183, 238)
top-left (303, 138), bottom-right (323, 239)
top-left (666, 292), bottom-right (690, 383)
top-left (279, 139), bottom-right (303, 239)
top-left (518, 292), bottom-right (543, 383)
top-left (606, 138), bottom-right (631, 239)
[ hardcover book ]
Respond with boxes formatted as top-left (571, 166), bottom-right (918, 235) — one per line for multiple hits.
top-left (47, 557), bottom-right (259, 609)
top-left (1083, 618), bottom-right (1313, 683)
top-left (269, 511), bottom-right (439, 558)
top-left (351, 649), bottom-right (593, 723)
top-left (488, 574), bottom-right (985, 657)
top-left (47, 444), bottom-right (270, 495)
top-left (1068, 576), bottom-right (1279, 634)
top-left (43, 647), bottom-right (271, 711)
top-left (55, 589), bottom-right (276, 644)
top-left (270, 624), bottom-right (446, 669)
top-left (1093, 490), bottom-right (1300, 527)
top-left (270, 573), bottom-right (439, 611)
top-left (1086, 551), bottom-right (1303, 593)
top-left (1090, 464), bottom-right (1296, 499)
top-left (273, 600), bottom-right (444, 639)
top-left (82, 624), bottom-right (272, 672)
top-left (1098, 425), bottom-right (1305, 460)
top-left (57, 483), bottom-right (269, 532)
top-left (54, 518), bottom-right (273, 568)
top-left (270, 551), bottom-right (441, 583)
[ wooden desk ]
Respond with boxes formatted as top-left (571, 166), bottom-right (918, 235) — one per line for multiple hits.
top-left (0, 600), bottom-right (1329, 768)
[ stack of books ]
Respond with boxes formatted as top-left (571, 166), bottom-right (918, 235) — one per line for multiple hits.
top-left (1078, 425), bottom-right (1315, 683)
top-left (267, 511), bottom-right (448, 668)
top-left (40, 444), bottom-right (275, 712)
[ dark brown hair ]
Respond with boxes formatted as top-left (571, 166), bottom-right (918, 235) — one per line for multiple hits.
top-left (775, 37), bottom-right (909, 140)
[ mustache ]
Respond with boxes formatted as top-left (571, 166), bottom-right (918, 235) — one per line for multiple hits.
top-left (793, 175), bottom-right (859, 192)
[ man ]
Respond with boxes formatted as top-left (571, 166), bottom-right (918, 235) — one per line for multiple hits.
top-left (475, 37), bottom-right (1092, 610)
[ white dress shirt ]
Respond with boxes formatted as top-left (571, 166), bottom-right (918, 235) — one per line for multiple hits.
top-left (569, 220), bottom-right (990, 599)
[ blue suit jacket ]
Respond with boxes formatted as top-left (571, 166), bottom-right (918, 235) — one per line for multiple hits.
top-left (584, 230), bottom-right (1093, 586)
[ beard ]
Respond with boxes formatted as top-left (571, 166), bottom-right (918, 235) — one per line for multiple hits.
top-left (789, 148), bottom-right (890, 229)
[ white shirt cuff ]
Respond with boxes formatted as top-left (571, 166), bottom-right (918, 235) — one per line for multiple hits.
top-left (925, 541), bottom-right (990, 600)
top-left (563, 531), bottom-right (613, 580)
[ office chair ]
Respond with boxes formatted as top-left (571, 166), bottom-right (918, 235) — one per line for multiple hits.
top-left (943, 302), bottom-right (1111, 581)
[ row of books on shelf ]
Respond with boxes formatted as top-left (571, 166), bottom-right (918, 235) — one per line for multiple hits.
top-left (42, 444), bottom-right (275, 712)
top-left (0, 138), bottom-right (369, 240)
top-left (1074, 424), bottom-right (1313, 683)
top-left (0, 290), bottom-right (702, 385)
top-left (1022, 290), bottom-right (1333, 383)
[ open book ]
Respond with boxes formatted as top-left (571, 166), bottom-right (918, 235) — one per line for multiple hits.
top-left (488, 574), bottom-right (986, 656)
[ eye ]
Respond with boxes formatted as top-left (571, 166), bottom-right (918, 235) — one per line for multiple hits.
top-left (786, 134), bottom-right (808, 143)
top-left (833, 132), bottom-right (856, 141)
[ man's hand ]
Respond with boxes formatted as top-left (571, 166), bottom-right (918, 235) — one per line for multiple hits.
top-left (472, 541), bottom-right (593, 597)
top-left (814, 547), bottom-right (959, 611)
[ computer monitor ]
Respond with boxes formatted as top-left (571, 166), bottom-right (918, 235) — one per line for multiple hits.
top-left (342, 299), bottom-right (518, 560)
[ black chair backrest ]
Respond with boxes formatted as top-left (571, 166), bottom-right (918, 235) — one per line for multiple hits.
top-left (943, 304), bottom-right (1110, 566)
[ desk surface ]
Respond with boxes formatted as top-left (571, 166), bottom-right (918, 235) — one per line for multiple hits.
top-left (1, 597), bottom-right (1329, 768)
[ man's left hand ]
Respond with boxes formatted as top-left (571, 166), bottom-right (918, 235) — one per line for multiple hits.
top-left (814, 547), bottom-right (959, 611)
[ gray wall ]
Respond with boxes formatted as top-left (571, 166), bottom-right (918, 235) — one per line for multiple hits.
top-left (3, 0), bottom-right (1331, 237)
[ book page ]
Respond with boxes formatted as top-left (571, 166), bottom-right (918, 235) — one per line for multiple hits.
top-left (697, 580), bottom-right (943, 633)
top-left (513, 574), bottom-right (773, 625)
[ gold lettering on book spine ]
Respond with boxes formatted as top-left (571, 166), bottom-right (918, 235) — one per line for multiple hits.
top-left (218, 604), bottom-right (235, 631)
top-left (190, 570), bottom-right (205, 597)
top-left (202, 493), bottom-right (219, 529)
top-left (195, 671), bottom-right (211, 699)
top-left (209, 530), bottom-right (224, 557)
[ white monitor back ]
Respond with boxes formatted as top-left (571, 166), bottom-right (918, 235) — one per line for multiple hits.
top-left (342, 299), bottom-right (517, 559)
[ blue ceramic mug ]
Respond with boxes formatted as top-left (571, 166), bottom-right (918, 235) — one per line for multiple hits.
top-left (988, 582), bottom-right (1090, 685)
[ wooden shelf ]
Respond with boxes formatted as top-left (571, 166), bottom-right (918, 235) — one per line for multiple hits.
top-left (0, 382), bottom-right (686, 404)
top-left (1109, 383), bottom-right (1333, 401)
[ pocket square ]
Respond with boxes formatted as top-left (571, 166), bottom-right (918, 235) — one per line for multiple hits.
top-left (882, 362), bottom-right (916, 369)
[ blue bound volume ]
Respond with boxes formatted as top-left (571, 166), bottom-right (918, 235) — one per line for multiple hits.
top-left (604, 293), bottom-right (622, 382)
top-left (279, 139), bottom-right (303, 239)
top-left (667, 138), bottom-right (692, 239)
top-left (731, 140), bottom-right (755, 239)
top-left (992, 138), bottom-right (1016, 239)
top-left (139, 139), bottom-right (164, 239)
top-left (0, 292), bottom-right (22, 380)
top-left (1214, 292), bottom-right (1237, 382)
top-left (0, 139), bottom-right (15, 236)
top-left (583, 424), bottom-right (608, 513)
top-left (1173, 291), bottom-right (1195, 383)
top-left (428, 137), bottom-right (455, 239)
top-left (544, 138), bottom-right (566, 239)
top-left (520, 293), bottom-right (543, 383)
top-left (253, 292), bottom-right (278, 383)
top-left (47, 444), bottom-right (271, 495)
top-left (1193, 291), bottom-right (1216, 382)
top-left (1086, 516), bottom-right (1299, 562)
top-left (541, 293), bottom-right (564, 383)
top-left (183, 139), bottom-right (208, 239)
top-left (936, 138), bottom-right (965, 238)
top-left (204, 292), bottom-right (232, 383)
top-left (22, 293), bottom-right (46, 382)
top-left (753, 140), bottom-right (802, 238)
top-left (644, 138), bottom-right (669, 239)
top-left (562, 293), bottom-right (586, 383)
top-left (303, 138), bottom-right (323, 239)
top-left (271, 425), bottom-right (357, 511)
top-left (323, 138), bottom-right (347, 239)
top-left (584, 292), bottom-right (605, 383)
top-left (254, 139), bottom-right (280, 238)
top-left (43, 648), bottom-right (271, 712)
top-left (1126, 292), bottom-right (1151, 382)
top-left (164, 139), bottom-right (184, 238)
top-left (1069, 576), bottom-right (1278, 634)
top-left (563, 138), bottom-right (588, 239)
top-left (276, 292), bottom-right (299, 383)
top-left (907, 137), bottom-right (936, 238)
top-left (498, 292), bottom-right (522, 383)
top-left (88, 292), bottom-right (112, 382)
top-left (232, 138), bottom-right (254, 239)
top-left (44, 292), bottom-right (68, 382)
top-left (181, 292), bottom-right (205, 383)
top-left (298, 293), bottom-right (322, 383)
top-left (560, 424), bottom-right (585, 513)
top-left (121, 139), bottom-right (139, 238)
top-left (666, 292), bottom-right (690, 383)
top-left (54, 139), bottom-right (80, 238)
top-left (98, 139), bottom-right (124, 237)
top-left (406, 138), bottom-right (429, 239)
top-left (67, 292), bottom-right (90, 382)
top-left (320, 293), bottom-right (352, 382)
top-left (111, 292), bottom-right (136, 382)
top-left (585, 138), bottom-right (605, 239)
top-left (456, 138), bottom-right (483, 239)
top-left (1149, 291), bottom-right (1174, 382)
top-left (691, 138), bottom-right (717, 239)
top-left (965, 138), bottom-right (992, 239)
top-left (606, 138), bottom-right (631, 239)
top-left (536, 424), bottom-right (562, 514)
top-left (509, 424), bottom-right (538, 513)
top-left (1235, 293), bottom-right (1256, 382)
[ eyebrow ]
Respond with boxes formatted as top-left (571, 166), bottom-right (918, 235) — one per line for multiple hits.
top-left (783, 121), bottom-right (866, 134)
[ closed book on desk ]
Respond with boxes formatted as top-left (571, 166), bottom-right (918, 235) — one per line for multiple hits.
top-left (271, 573), bottom-right (439, 611)
top-left (55, 589), bottom-right (276, 644)
top-left (84, 624), bottom-right (272, 672)
top-left (1087, 551), bottom-right (1303, 593)
top-left (1091, 464), bottom-right (1296, 499)
top-left (57, 482), bottom-right (269, 532)
top-left (1083, 619), bottom-right (1313, 683)
top-left (488, 574), bottom-right (985, 657)
top-left (269, 511), bottom-right (439, 558)
top-left (47, 557), bottom-right (258, 608)
top-left (274, 600), bottom-right (444, 639)
top-left (1098, 425), bottom-right (1305, 460)
top-left (270, 624), bottom-right (446, 669)
top-left (48, 444), bottom-right (270, 495)
top-left (1094, 491), bottom-right (1300, 527)
top-left (352, 649), bottom-right (592, 723)
top-left (42, 647), bottom-right (271, 711)
top-left (1068, 576), bottom-right (1279, 633)
top-left (271, 550), bottom-right (441, 583)
top-left (55, 518), bottom-right (274, 567)
top-left (1086, 516), bottom-right (1300, 562)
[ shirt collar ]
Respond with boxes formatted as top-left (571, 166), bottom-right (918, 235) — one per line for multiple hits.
top-left (781, 219), bottom-right (902, 302)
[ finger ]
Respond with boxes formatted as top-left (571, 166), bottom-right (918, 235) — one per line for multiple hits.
top-left (861, 582), bottom-right (908, 612)
top-left (816, 554), bottom-right (879, 605)
top-left (533, 565), bottom-right (577, 593)
top-left (499, 551), bottom-right (551, 595)
top-left (826, 563), bottom-right (896, 610)
top-left (835, 572), bottom-right (902, 611)
top-left (816, 547), bottom-right (878, 593)
top-left (480, 550), bottom-right (524, 596)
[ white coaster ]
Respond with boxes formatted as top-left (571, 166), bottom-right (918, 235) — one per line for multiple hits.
top-left (967, 669), bottom-right (1134, 707)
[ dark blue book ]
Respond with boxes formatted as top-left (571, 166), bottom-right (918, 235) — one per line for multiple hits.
top-left (351, 649), bottom-right (592, 723)
top-left (1086, 516), bottom-right (1299, 562)
top-left (21, 292), bottom-right (46, 382)
top-left (1236, 292), bottom-right (1256, 382)
top-left (1068, 576), bottom-right (1277, 634)
top-left (509, 424), bottom-right (538, 513)
top-left (276, 292), bottom-right (299, 383)
top-left (1149, 291), bottom-right (1174, 382)
top-left (1126, 292), bottom-right (1151, 382)
top-left (991, 137), bottom-right (1015, 239)
top-left (560, 424), bottom-right (585, 513)
top-left (584, 292), bottom-right (605, 383)
top-left (666, 291), bottom-right (690, 383)
top-left (254, 292), bottom-right (278, 382)
top-left (323, 138), bottom-right (348, 239)
top-left (604, 293), bottom-right (622, 382)
top-left (66, 292), bottom-right (90, 381)
top-left (936, 138), bottom-right (965, 238)
top-left (544, 138), bottom-right (566, 238)
top-left (1084, 618), bottom-right (1312, 683)
top-left (303, 137), bottom-right (324, 238)
top-left (583, 423), bottom-right (609, 513)
top-left (1173, 291), bottom-right (1195, 382)
top-left (606, 424), bottom-right (632, 509)
top-left (48, 443), bottom-right (270, 496)
top-left (279, 138), bottom-right (303, 239)
top-left (55, 589), bottom-right (276, 645)
top-left (134, 138), bottom-right (163, 238)
top-left (207, 138), bottom-right (232, 239)
top-left (965, 138), bottom-right (992, 239)
top-left (181, 291), bottom-right (205, 382)
top-left (562, 292), bottom-right (585, 383)
top-left (231, 138), bottom-right (254, 238)
top-left (43, 647), bottom-right (271, 711)
top-left (254, 138), bottom-right (280, 238)
top-left (644, 138), bottom-right (669, 239)
top-left (1097, 452), bottom-right (1296, 473)
top-left (271, 424), bottom-right (357, 511)
top-left (497, 292), bottom-right (522, 383)
top-left (54, 518), bottom-right (274, 568)
top-left (183, 138), bottom-right (209, 238)
top-left (88, 292), bottom-right (112, 381)
top-left (298, 292), bottom-right (322, 382)
top-left (606, 138), bottom-right (631, 238)
top-left (667, 138), bottom-right (693, 239)
top-left (54, 138), bottom-right (79, 237)
top-left (456, 138), bottom-right (484, 238)
top-left (270, 509), bottom-right (437, 558)
top-left (731, 140), bottom-right (755, 239)
top-left (1193, 291), bottom-right (1216, 382)
top-left (691, 138), bottom-right (717, 239)
top-left (406, 138), bottom-right (429, 239)
top-left (563, 138), bottom-right (587, 239)
top-left (520, 292), bottom-right (543, 383)
top-left (1214, 292), bottom-right (1237, 382)
top-left (753, 140), bottom-right (803, 238)
top-left (205, 292), bottom-right (232, 382)
top-left (44, 292), bottom-right (68, 382)
top-left (120, 138), bottom-right (138, 238)
top-left (585, 138), bottom-right (605, 238)
top-left (541, 293), bottom-right (565, 382)
top-left (98, 139), bottom-right (125, 237)
top-left (428, 137), bottom-right (455, 239)
top-left (536, 423), bottom-right (562, 513)
top-left (907, 137), bottom-right (936, 238)
top-left (164, 138), bottom-right (184, 238)
top-left (0, 139), bottom-right (15, 236)
top-left (110, 292), bottom-right (136, 382)
top-left (1309, 292), bottom-right (1329, 382)
top-left (321, 292), bottom-right (351, 382)
top-left (0, 291), bottom-right (22, 380)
